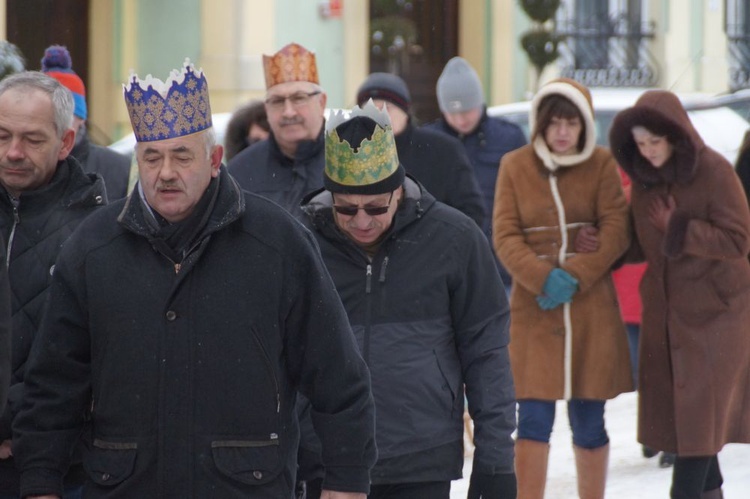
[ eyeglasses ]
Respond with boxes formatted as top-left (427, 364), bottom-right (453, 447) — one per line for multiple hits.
top-left (265, 91), bottom-right (321, 110)
top-left (333, 192), bottom-right (394, 217)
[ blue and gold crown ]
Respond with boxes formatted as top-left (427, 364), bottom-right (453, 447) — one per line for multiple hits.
top-left (324, 100), bottom-right (404, 194)
top-left (123, 59), bottom-right (212, 142)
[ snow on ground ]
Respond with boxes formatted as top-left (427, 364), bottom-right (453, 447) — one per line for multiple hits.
top-left (451, 391), bottom-right (750, 498)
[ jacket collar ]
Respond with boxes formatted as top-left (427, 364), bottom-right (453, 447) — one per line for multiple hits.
top-left (71, 127), bottom-right (91, 163)
top-left (394, 120), bottom-right (415, 149)
top-left (0, 156), bottom-right (106, 213)
top-left (118, 166), bottom-right (245, 239)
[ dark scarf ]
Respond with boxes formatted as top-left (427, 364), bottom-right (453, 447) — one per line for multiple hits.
top-left (141, 175), bottom-right (220, 264)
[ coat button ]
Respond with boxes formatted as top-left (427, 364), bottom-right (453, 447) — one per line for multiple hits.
top-left (253, 470), bottom-right (263, 480)
top-left (101, 473), bottom-right (110, 481)
top-left (95, 195), bottom-right (103, 204)
top-left (166, 310), bottom-right (177, 321)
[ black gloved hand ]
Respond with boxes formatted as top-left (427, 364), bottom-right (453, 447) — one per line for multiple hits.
top-left (467, 471), bottom-right (517, 499)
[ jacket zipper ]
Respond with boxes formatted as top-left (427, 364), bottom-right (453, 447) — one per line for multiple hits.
top-left (363, 264), bottom-right (373, 363)
top-left (250, 328), bottom-right (281, 414)
top-left (6, 205), bottom-right (19, 266)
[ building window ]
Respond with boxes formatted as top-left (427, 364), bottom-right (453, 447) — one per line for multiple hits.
top-left (556, 0), bottom-right (658, 87)
top-left (726, 0), bottom-right (750, 90)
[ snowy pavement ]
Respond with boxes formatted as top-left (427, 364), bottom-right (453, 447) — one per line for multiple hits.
top-left (450, 391), bottom-right (750, 498)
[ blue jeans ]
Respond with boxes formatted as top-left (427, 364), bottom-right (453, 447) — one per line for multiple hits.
top-left (517, 399), bottom-right (609, 449)
top-left (625, 323), bottom-right (640, 387)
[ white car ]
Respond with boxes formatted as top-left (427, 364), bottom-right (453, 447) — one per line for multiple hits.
top-left (109, 108), bottom-right (346, 159)
top-left (109, 112), bottom-right (234, 157)
top-left (487, 88), bottom-right (750, 163)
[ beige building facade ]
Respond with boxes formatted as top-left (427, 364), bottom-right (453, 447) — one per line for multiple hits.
top-left (0, 1), bottom-right (744, 142)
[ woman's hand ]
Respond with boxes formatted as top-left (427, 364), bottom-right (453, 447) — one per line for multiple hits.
top-left (574, 225), bottom-right (599, 253)
top-left (648, 195), bottom-right (676, 232)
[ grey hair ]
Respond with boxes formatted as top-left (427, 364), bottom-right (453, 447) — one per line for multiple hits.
top-left (135, 127), bottom-right (218, 160)
top-left (0, 71), bottom-right (74, 137)
top-left (202, 127), bottom-right (217, 159)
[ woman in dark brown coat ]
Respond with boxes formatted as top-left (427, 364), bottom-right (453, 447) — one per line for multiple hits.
top-left (494, 78), bottom-right (632, 499)
top-left (610, 90), bottom-right (750, 499)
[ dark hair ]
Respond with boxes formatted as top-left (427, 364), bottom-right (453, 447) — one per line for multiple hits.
top-left (533, 94), bottom-right (586, 152)
top-left (225, 100), bottom-right (270, 160)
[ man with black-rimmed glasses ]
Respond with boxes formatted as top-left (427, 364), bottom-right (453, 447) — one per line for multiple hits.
top-left (228, 42), bottom-right (328, 220)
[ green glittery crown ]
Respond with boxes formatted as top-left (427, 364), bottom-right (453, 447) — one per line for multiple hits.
top-left (325, 100), bottom-right (400, 188)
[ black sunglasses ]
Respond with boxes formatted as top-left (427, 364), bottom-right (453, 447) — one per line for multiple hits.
top-left (333, 192), bottom-right (394, 217)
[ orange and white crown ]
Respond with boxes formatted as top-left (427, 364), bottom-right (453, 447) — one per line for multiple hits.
top-left (263, 43), bottom-right (319, 89)
top-left (123, 59), bottom-right (212, 142)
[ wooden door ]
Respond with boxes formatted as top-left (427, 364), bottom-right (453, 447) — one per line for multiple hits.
top-left (369, 0), bottom-right (459, 124)
top-left (6, 0), bottom-right (90, 89)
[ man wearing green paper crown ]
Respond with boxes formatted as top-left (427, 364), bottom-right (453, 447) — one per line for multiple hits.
top-left (12, 60), bottom-right (376, 499)
top-left (297, 100), bottom-right (517, 499)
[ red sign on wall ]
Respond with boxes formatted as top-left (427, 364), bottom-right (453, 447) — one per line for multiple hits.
top-left (320, 0), bottom-right (342, 19)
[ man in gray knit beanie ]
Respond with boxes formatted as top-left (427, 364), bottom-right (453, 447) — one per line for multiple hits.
top-left (436, 57), bottom-right (486, 134)
top-left (426, 56), bottom-right (527, 290)
top-left (437, 56), bottom-right (485, 117)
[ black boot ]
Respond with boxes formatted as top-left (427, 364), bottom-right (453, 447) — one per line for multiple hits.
top-left (660, 451), bottom-right (676, 468)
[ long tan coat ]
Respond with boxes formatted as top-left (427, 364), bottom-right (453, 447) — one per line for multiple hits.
top-left (493, 79), bottom-right (632, 401)
top-left (610, 90), bottom-right (750, 456)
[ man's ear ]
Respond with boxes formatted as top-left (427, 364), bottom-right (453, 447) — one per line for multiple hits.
top-left (318, 92), bottom-right (328, 112)
top-left (58, 128), bottom-right (76, 160)
top-left (210, 145), bottom-right (224, 177)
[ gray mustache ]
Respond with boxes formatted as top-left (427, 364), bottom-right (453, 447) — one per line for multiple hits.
top-left (279, 117), bottom-right (304, 127)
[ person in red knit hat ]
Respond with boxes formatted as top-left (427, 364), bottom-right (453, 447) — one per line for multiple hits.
top-left (41, 45), bottom-right (131, 199)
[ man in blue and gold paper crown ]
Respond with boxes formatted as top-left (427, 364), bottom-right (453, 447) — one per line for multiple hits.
top-left (298, 101), bottom-right (517, 499)
top-left (13, 60), bottom-right (376, 499)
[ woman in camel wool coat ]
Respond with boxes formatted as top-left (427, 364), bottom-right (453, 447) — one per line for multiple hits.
top-left (493, 78), bottom-right (632, 499)
top-left (609, 90), bottom-right (750, 499)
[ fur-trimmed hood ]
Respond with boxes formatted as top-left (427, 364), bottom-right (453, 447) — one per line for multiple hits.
top-left (609, 90), bottom-right (703, 186)
top-left (530, 78), bottom-right (597, 171)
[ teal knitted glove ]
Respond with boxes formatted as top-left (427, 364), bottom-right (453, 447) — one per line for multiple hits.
top-left (536, 294), bottom-right (562, 310)
top-left (540, 268), bottom-right (578, 304)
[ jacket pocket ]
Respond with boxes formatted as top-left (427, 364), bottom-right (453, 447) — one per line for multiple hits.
top-left (83, 439), bottom-right (137, 487)
top-left (211, 435), bottom-right (282, 486)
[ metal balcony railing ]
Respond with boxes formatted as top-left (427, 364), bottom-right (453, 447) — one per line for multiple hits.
top-left (555, 13), bottom-right (659, 87)
top-left (726, 21), bottom-right (750, 91)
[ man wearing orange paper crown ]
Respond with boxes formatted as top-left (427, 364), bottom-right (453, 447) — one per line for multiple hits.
top-left (228, 42), bottom-right (327, 219)
top-left (297, 101), bottom-right (517, 499)
top-left (12, 60), bottom-right (376, 499)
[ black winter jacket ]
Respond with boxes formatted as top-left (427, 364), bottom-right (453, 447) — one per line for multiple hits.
top-left (13, 169), bottom-right (376, 499)
top-left (394, 122), bottom-right (485, 228)
top-left (227, 127), bottom-right (325, 220)
top-left (0, 157), bottom-right (105, 492)
top-left (71, 129), bottom-right (132, 200)
top-left (300, 177), bottom-right (515, 483)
